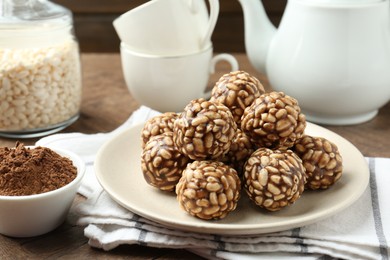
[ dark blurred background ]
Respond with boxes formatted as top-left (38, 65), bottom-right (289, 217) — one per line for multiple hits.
top-left (52, 0), bottom-right (287, 53)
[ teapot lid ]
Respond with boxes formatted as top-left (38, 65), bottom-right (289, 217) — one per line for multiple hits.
top-left (0, 0), bottom-right (72, 29)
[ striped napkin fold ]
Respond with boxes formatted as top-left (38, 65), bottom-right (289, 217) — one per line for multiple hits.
top-left (36, 106), bottom-right (390, 260)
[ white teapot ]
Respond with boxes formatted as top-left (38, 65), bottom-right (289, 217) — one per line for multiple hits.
top-left (237, 0), bottom-right (390, 125)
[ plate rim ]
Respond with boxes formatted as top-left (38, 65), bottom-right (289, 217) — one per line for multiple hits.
top-left (94, 122), bottom-right (370, 235)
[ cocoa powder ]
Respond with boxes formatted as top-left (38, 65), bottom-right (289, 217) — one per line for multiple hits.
top-left (0, 142), bottom-right (77, 196)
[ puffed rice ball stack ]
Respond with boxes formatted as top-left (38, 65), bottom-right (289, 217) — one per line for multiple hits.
top-left (293, 135), bottom-right (343, 190)
top-left (173, 98), bottom-right (237, 160)
top-left (138, 69), bottom-right (344, 219)
top-left (243, 148), bottom-right (306, 211)
top-left (210, 70), bottom-right (266, 125)
top-left (176, 160), bottom-right (241, 220)
top-left (241, 91), bottom-right (306, 150)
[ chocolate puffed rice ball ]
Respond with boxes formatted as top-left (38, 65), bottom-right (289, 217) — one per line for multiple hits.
top-left (173, 98), bottom-right (237, 160)
top-left (141, 132), bottom-right (189, 192)
top-left (176, 160), bottom-right (241, 220)
top-left (241, 91), bottom-right (306, 150)
top-left (293, 135), bottom-right (343, 190)
top-left (243, 148), bottom-right (306, 211)
top-left (220, 129), bottom-right (255, 175)
top-left (210, 70), bottom-right (266, 125)
top-left (141, 112), bottom-right (178, 149)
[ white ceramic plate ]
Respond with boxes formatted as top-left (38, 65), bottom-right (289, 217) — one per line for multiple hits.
top-left (95, 122), bottom-right (369, 235)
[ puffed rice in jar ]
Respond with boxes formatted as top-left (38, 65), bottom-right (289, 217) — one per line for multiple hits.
top-left (0, 1), bottom-right (82, 138)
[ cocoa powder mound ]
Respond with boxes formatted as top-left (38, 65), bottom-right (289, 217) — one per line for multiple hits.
top-left (0, 142), bottom-right (77, 196)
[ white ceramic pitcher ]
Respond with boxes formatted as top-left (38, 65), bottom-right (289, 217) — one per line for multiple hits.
top-left (113, 0), bottom-right (219, 55)
top-left (238, 0), bottom-right (390, 125)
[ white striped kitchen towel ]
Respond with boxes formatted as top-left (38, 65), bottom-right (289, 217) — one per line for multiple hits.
top-left (36, 106), bottom-right (390, 260)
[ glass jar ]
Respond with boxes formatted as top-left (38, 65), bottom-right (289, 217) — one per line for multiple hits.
top-left (0, 0), bottom-right (82, 138)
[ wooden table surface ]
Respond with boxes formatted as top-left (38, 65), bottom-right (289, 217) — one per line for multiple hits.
top-left (0, 53), bottom-right (389, 259)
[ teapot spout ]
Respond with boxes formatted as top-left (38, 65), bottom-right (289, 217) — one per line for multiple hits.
top-left (237, 0), bottom-right (276, 74)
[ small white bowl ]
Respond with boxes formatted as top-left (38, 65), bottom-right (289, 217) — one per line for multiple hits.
top-left (0, 146), bottom-right (85, 237)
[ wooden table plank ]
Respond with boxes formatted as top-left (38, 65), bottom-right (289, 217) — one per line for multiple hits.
top-left (0, 53), bottom-right (389, 259)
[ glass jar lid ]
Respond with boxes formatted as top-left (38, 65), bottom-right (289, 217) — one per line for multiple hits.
top-left (0, 0), bottom-right (75, 47)
top-left (0, 0), bottom-right (72, 29)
